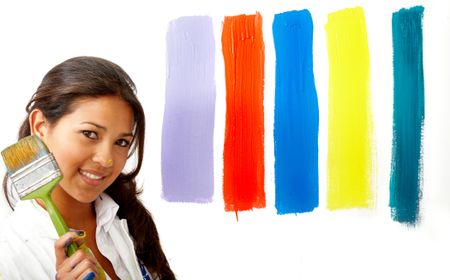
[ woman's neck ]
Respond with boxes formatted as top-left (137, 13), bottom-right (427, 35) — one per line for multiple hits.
top-left (36, 185), bottom-right (96, 229)
top-left (35, 186), bottom-right (120, 279)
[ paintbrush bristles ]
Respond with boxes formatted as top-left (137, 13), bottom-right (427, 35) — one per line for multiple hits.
top-left (1, 135), bottom-right (49, 174)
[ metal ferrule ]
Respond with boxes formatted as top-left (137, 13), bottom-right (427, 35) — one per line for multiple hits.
top-left (10, 153), bottom-right (62, 198)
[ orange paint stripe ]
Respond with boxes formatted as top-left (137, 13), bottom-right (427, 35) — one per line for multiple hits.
top-left (222, 13), bottom-right (266, 214)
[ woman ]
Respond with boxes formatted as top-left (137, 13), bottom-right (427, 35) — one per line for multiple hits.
top-left (0, 56), bottom-right (176, 279)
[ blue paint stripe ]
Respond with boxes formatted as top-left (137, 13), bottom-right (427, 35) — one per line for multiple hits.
top-left (273, 10), bottom-right (319, 214)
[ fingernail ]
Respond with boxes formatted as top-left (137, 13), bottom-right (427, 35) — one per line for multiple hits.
top-left (82, 271), bottom-right (96, 280)
top-left (69, 229), bottom-right (86, 237)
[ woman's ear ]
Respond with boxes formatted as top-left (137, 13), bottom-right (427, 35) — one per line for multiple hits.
top-left (29, 109), bottom-right (49, 139)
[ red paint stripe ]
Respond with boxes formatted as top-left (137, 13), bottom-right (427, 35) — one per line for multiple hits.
top-left (222, 13), bottom-right (266, 214)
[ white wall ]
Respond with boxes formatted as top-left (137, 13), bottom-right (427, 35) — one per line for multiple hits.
top-left (1, 0), bottom-right (449, 279)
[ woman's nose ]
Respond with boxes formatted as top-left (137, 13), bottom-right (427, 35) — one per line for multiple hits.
top-left (92, 145), bottom-right (114, 168)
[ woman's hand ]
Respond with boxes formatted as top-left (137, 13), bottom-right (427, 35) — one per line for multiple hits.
top-left (54, 230), bottom-right (98, 280)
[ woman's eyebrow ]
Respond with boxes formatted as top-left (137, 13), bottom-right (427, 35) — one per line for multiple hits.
top-left (81, 121), bottom-right (134, 137)
top-left (81, 121), bottom-right (107, 130)
top-left (120, 132), bottom-right (135, 138)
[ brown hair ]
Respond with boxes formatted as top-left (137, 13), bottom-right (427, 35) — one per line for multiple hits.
top-left (2, 56), bottom-right (175, 279)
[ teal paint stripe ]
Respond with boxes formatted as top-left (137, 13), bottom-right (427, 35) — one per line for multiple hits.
top-left (390, 6), bottom-right (425, 226)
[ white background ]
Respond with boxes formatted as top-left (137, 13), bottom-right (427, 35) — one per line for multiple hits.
top-left (0, 0), bottom-right (449, 279)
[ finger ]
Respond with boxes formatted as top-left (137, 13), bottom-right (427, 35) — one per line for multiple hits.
top-left (55, 230), bottom-right (86, 267)
top-left (70, 257), bottom-right (98, 279)
top-left (55, 250), bottom-right (85, 279)
top-left (55, 232), bottom-right (75, 267)
top-left (68, 229), bottom-right (87, 245)
top-left (73, 250), bottom-right (98, 274)
top-left (67, 229), bottom-right (87, 255)
top-left (58, 250), bottom-right (98, 278)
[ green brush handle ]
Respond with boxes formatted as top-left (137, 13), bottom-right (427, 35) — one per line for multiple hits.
top-left (22, 177), bottom-right (79, 255)
top-left (41, 193), bottom-right (78, 256)
top-left (40, 183), bottom-right (106, 279)
top-left (43, 195), bottom-right (106, 279)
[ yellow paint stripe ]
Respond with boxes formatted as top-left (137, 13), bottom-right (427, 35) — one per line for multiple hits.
top-left (326, 7), bottom-right (375, 210)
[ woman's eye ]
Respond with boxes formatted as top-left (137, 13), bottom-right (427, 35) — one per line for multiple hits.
top-left (82, 130), bottom-right (98, 139)
top-left (116, 139), bottom-right (131, 148)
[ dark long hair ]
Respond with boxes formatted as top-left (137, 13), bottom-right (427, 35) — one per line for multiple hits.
top-left (2, 56), bottom-right (175, 280)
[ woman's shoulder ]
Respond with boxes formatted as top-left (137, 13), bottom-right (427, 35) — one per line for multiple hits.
top-left (0, 200), bottom-right (57, 279)
top-left (0, 199), bottom-right (56, 242)
top-left (0, 219), bottom-right (49, 279)
top-left (0, 234), bottom-right (56, 279)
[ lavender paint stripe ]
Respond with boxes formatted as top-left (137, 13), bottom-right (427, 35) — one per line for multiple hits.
top-left (162, 16), bottom-right (216, 202)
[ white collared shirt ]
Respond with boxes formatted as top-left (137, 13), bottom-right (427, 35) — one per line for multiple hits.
top-left (0, 193), bottom-right (151, 280)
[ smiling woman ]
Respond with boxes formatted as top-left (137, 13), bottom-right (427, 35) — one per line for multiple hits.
top-left (0, 56), bottom-right (176, 280)
top-left (31, 96), bottom-right (135, 203)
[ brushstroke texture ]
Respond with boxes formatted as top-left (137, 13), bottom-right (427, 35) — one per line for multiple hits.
top-left (390, 6), bottom-right (425, 225)
top-left (273, 10), bottom-right (319, 214)
top-left (222, 13), bottom-right (266, 214)
top-left (325, 7), bottom-right (375, 210)
top-left (162, 16), bottom-right (216, 202)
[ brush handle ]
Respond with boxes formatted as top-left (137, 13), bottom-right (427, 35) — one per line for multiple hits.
top-left (41, 194), bottom-right (78, 255)
top-left (42, 194), bottom-right (106, 279)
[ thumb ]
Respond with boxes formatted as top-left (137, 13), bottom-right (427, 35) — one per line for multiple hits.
top-left (54, 230), bottom-right (86, 267)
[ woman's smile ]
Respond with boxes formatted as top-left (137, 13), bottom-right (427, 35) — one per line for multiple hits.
top-left (79, 169), bottom-right (107, 186)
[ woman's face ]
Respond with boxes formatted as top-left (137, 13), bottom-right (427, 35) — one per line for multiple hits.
top-left (40, 96), bottom-right (134, 203)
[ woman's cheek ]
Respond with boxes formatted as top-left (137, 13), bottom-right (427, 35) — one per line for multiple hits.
top-left (54, 149), bottom-right (83, 177)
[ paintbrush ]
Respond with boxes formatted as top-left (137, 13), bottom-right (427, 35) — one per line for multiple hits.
top-left (1, 135), bottom-right (105, 278)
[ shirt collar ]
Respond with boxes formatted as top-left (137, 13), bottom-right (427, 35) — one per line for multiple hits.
top-left (14, 193), bottom-right (119, 239)
top-left (94, 193), bottom-right (120, 232)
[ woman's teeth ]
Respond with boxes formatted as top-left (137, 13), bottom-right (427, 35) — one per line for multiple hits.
top-left (80, 170), bottom-right (103, 180)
